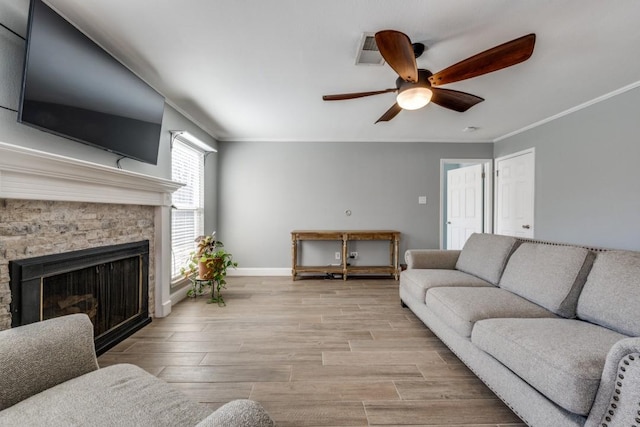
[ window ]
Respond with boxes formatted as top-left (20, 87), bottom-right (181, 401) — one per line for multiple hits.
top-left (171, 139), bottom-right (205, 281)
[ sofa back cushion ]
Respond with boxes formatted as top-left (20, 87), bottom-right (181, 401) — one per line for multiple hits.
top-left (455, 233), bottom-right (519, 285)
top-left (576, 250), bottom-right (640, 336)
top-left (498, 243), bottom-right (595, 317)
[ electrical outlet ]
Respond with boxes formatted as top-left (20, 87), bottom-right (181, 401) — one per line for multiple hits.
top-left (335, 252), bottom-right (341, 260)
top-left (349, 251), bottom-right (358, 259)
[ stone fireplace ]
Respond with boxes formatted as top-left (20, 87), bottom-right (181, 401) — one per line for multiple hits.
top-left (0, 141), bottom-right (182, 332)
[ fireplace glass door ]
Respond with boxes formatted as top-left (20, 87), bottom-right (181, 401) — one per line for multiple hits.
top-left (42, 256), bottom-right (142, 339)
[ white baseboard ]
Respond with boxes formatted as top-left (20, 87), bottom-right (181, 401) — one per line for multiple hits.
top-left (227, 267), bottom-right (290, 276)
top-left (169, 285), bottom-right (190, 308)
top-left (156, 299), bottom-right (173, 317)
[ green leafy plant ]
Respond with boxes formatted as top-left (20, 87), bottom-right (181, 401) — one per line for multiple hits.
top-left (180, 232), bottom-right (237, 305)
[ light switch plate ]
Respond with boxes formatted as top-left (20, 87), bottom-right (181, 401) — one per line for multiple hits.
top-left (418, 196), bottom-right (427, 204)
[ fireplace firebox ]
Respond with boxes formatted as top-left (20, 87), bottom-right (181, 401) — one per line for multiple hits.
top-left (9, 240), bottom-right (151, 354)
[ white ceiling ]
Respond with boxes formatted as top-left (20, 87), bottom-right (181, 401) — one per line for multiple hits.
top-left (44, 0), bottom-right (640, 143)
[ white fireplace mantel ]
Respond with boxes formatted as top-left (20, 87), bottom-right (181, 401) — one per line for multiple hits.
top-left (0, 141), bottom-right (184, 318)
top-left (0, 141), bottom-right (182, 206)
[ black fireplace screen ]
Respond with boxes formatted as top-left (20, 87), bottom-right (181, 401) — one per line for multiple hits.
top-left (42, 256), bottom-right (141, 339)
top-left (10, 240), bottom-right (150, 354)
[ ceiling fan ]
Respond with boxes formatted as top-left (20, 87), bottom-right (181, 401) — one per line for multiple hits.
top-left (322, 31), bottom-right (536, 123)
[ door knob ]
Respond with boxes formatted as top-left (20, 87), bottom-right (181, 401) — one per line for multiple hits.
top-left (447, 221), bottom-right (452, 224)
top-left (522, 224), bottom-right (531, 229)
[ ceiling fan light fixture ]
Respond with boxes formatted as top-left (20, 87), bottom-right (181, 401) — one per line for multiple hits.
top-left (396, 86), bottom-right (433, 110)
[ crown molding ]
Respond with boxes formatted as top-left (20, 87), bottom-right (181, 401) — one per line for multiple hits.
top-left (494, 80), bottom-right (640, 143)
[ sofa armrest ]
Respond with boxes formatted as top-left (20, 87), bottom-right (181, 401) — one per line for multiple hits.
top-left (0, 314), bottom-right (99, 410)
top-left (195, 399), bottom-right (275, 427)
top-left (585, 337), bottom-right (640, 427)
top-left (405, 249), bottom-right (461, 269)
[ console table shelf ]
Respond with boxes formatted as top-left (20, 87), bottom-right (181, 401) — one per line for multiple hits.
top-left (291, 230), bottom-right (400, 281)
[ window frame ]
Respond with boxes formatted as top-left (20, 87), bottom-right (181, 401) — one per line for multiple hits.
top-left (170, 135), bottom-right (206, 285)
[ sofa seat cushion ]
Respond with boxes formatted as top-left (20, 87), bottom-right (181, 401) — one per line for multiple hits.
top-left (0, 364), bottom-right (211, 426)
top-left (472, 318), bottom-right (626, 416)
top-left (426, 287), bottom-right (557, 338)
top-left (400, 268), bottom-right (494, 303)
top-left (577, 250), bottom-right (640, 336)
top-left (498, 243), bottom-right (594, 317)
top-left (455, 233), bottom-right (520, 285)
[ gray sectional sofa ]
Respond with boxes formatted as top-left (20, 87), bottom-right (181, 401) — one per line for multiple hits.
top-left (400, 233), bottom-right (640, 427)
top-left (0, 314), bottom-right (276, 427)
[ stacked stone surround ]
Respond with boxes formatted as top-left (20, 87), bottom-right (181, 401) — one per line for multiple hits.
top-left (0, 199), bottom-right (156, 330)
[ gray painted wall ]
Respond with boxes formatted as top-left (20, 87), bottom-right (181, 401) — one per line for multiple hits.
top-left (0, 0), bottom-right (218, 232)
top-left (495, 86), bottom-right (640, 251)
top-left (218, 141), bottom-right (493, 268)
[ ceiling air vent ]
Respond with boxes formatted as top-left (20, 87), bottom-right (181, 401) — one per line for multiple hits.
top-left (355, 33), bottom-right (384, 66)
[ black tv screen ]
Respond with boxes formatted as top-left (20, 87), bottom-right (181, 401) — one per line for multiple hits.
top-left (18, 0), bottom-right (165, 165)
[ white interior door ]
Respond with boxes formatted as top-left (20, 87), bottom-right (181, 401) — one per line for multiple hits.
top-left (495, 149), bottom-right (535, 238)
top-left (447, 164), bottom-right (483, 249)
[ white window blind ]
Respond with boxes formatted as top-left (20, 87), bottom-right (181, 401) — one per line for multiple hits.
top-left (171, 139), bottom-right (204, 280)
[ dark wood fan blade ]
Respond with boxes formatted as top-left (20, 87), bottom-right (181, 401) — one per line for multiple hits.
top-left (375, 30), bottom-right (418, 83)
top-left (430, 88), bottom-right (484, 112)
top-left (375, 103), bottom-right (403, 123)
top-left (322, 88), bottom-right (396, 101)
top-left (429, 33), bottom-right (536, 86)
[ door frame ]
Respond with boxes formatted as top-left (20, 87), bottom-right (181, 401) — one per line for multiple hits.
top-left (439, 159), bottom-right (493, 249)
top-left (494, 147), bottom-right (535, 237)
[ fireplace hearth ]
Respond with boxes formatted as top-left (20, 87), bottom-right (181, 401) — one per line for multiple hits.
top-left (10, 241), bottom-right (150, 354)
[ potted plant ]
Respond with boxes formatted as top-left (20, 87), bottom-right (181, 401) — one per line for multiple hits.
top-left (180, 232), bottom-right (237, 305)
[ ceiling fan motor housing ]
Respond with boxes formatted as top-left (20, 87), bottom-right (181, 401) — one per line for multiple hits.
top-left (396, 69), bottom-right (433, 90)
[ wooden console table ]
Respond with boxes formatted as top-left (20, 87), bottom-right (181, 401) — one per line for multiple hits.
top-left (291, 230), bottom-right (400, 281)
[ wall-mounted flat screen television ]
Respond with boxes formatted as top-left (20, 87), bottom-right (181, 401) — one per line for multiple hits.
top-left (18, 0), bottom-right (165, 165)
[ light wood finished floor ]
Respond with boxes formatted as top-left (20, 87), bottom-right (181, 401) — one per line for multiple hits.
top-left (99, 277), bottom-right (525, 426)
